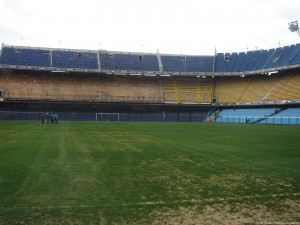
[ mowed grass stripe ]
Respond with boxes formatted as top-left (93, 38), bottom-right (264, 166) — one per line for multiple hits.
top-left (0, 121), bottom-right (300, 224)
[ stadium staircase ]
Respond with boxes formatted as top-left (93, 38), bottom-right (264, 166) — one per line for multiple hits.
top-left (253, 108), bottom-right (285, 124)
top-left (214, 108), bottom-right (280, 123)
top-left (205, 110), bottom-right (221, 122)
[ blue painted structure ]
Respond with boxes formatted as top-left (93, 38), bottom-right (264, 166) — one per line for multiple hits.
top-left (1, 43), bottom-right (300, 73)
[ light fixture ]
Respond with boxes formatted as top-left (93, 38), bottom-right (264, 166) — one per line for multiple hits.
top-left (288, 21), bottom-right (300, 36)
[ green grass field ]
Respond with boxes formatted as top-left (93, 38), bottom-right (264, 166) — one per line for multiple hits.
top-left (0, 121), bottom-right (300, 225)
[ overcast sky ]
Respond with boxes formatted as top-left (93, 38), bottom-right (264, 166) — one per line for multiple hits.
top-left (0, 0), bottom-right (299, 55)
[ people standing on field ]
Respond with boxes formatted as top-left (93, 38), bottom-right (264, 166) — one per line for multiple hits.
top-left (45, 113), bottom-right (50, 124)
top-left (50, 113), bottom-right (55, 124)
top-left (55, 113), bottom-right (59, 124)
top-left (41, 112), bottom-right (59, 125)
top-left (42, 113), bottom-right (45, 124)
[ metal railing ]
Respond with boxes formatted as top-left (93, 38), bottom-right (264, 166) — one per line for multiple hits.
top-left (214, 116), bottom-right (300, 125)
top-left (3, 93), bottom-right (163, 103)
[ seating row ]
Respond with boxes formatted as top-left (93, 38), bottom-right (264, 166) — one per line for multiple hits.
top-left (215, 108), bottom-right (300, 125)
top-left (1, 43), bottom-right (299, 72)
top-left (215, 43), bottom-right (300, 72)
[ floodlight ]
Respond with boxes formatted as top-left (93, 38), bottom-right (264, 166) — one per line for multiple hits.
top-left (288, 21), bottom-right (300, 36)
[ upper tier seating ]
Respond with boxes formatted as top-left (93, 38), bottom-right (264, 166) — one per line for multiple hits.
top-left (100, 52), bottom-right (159, 71)
top-left (1, 43), bottom-right (300, 73)
top-left (160, 55), bottom-right (214, 72)
top-left (52, 50), bottom-right (98, 69)
top-left (215, 43), bottom-right (300, 73)
top-left (0, 47), bottom-right (51, 67)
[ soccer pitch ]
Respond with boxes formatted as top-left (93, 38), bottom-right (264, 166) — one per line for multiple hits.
top-left (0, 121), bottom-right (300, 224)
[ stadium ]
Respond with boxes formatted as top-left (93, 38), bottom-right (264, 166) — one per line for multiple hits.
top-left (1, 42), bottom-right (300, 123)
top-left (1, 35), bottom-right (300, 224)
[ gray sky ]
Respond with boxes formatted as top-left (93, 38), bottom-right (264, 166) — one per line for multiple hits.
top-left (0, 0), bottom-right (299, 55)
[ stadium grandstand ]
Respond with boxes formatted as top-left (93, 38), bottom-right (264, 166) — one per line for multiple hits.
top-left (0, 43), bottom-right (300, 123)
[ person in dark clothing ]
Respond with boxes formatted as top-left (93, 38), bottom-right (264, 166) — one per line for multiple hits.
top-left (42, 113), bottom-right (45, 124)
top-left (50, 113), bottom-right (55, 124)
top-left (54, 113), bottom-right (59, 124)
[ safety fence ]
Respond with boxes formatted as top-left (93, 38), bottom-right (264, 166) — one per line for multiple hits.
top-left (214, 116), bottom-right (300, 125)
top-left (0, 111), bottom-right (207, 122)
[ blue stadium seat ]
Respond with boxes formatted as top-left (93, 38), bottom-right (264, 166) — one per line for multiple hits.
top-left (216, 108), bottom-right (300, 125)
top-left (100, 52), bottom-right (159, 71)
top-left (215, 53), bottom-right (225, 72)
top-left (52, 50), bottom-right (98, 69)
top-left (225, 53), bottom-right (238, 72)
top-left (215, 108), bottom-right (278, 123)
top-left (160, 55), bottom-right (214, 72)
top-left (234, 52), bottom-right (246, 72)
top-left (0, 46), bottom-right (51, 67)
top-left (290, 44), bottom-right (300, 65)
top-left (1, 44), bottom-right (299, 73)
